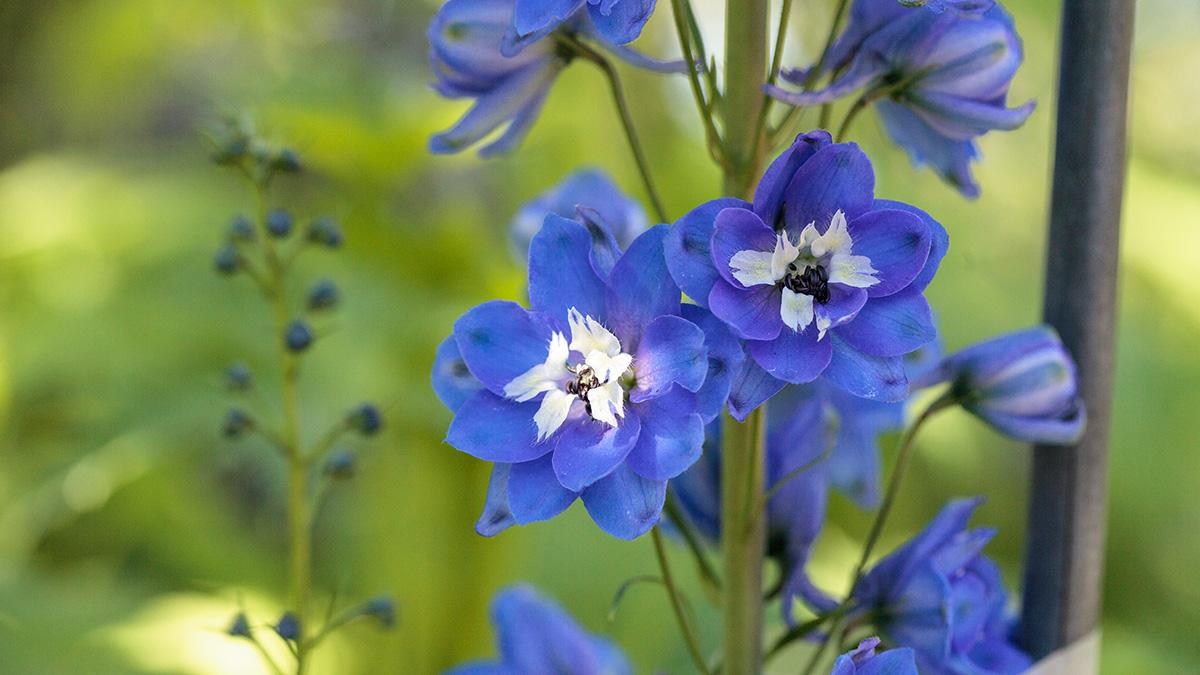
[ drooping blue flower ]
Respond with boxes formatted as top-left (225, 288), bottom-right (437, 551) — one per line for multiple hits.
top-left (831, 637), bottom-right (919, 675)
top-left (429, 0), bottom-right (681, 157)
top-left (510, 0), bottom-right (657, 52)
top-left (767, 0), bottom-right (1033, 197)
top-left (843, 499), bottom-right (1033, 675)
top-left (509, 169), bottom-right (649, 263)
top-left (666, 131), bottom-right (946, 415)
top-left (440, 217), bottom-right (722, 539)
top-left (913, 325), bottom-right (1085, 444)
top-left (445, 584), bottom-right (631, 675)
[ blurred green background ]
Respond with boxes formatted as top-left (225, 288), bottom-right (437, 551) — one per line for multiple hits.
top-left (0, 0), bottom-right (1196, 672)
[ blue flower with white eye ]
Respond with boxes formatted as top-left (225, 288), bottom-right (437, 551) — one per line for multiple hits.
top-left (509, 169), bottom-right (649, 263)
top-left (437, 217), bottom-right (725, 539)
top-left (768, 0), bottom-right (1033, 198)
top-left (832, 637), bottom-right (919, 675)
top-left (429, 0), bottom-right (682, 157)
top-left (445, 584), bottom-right (631, 675)
top-left (667, 131), bottom-right (946, 414)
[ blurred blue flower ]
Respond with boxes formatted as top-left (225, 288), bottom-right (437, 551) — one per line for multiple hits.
top-left (443, 219), bottom-right (715, 539)
top-left (510, 0), bottom-right (656, 51)
top-left (666, 131), bottom-right (946, 414)
top-left (429, 0), bottom-right (682, 157)
top-left (913, 326), bottom-right (1085, 444)
top-left (768, 0), bottom-right (1033, 197)
top-left (832, 637), bottom-right (918, 675)
top-left (846, 498), bottom-right (1033, 675)
top-left (445, 584), bottom-right (631, 675)
top-left (509, 169), bottom-right (648, 263)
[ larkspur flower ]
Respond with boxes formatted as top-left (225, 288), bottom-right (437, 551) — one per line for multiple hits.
top-left (445, 585), bottom-right (631, 675)
top-left (509, 168), bottom-right (648, 263)
top-left (509, 0), bottom-right (656, 52)
top-left (913, 326), bottom-right (1085, 444)
top-left (666, 131), bottom-right (946, 414)
top-left (837, 499), bottom-right (1033, 675)
top-left (768, 0), bottom-right (1033, 197)
top-left (832, 637), bottom-right (919, 675)
top-left (441, 218), bottom-right (721, 539)
top-left (429, 0), bottom-right (682, 157)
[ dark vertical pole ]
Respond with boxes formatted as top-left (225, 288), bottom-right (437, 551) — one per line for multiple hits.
top-left (1017, 0), bottom-right (1134, 662)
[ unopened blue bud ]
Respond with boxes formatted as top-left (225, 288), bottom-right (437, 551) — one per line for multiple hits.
top-left (266, 209), bottom-right (293, 238)
top-left (228, 215), bottom-right (255, 242)
top-left (271, 148), bottom-right (302, 174)
top-left (274, 611), bottom-right (301, 642)
top-left (349, 403), bottom-right (382, 436)
top-left (306, 216), bottom-right (343, 249)
top-left (222, 408), bottom-right (254, 438)
top-left (285, 320), bottom-right (314, 352)
top-left (214, 244), bottom-right (239, 275)
top-left (361, 595), bottom-right (397, 629)
top-left (324, 449), bottom-right (357, 479)
top-left (224, 362), bottom-right (253, 391)
top-left (307, 280), bottom-right (340, 312)
top-left (212, 136), bottom-right (249, 166)
top-left (227, 612), bottom-right (252, 638)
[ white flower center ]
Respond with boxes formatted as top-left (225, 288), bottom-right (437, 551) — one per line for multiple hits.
top-left (503, 308), bottom-right (632, 441)
top-left (728, 210), bottom-right (879, 337)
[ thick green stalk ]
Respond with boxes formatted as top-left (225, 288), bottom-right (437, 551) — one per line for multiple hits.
top-left (722, 0), bottom-right (770, 198)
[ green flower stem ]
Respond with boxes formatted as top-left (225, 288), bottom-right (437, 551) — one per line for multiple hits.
top-left (722, 0), bottom-right (770, 199)
top-left (670, 0), bottom-right (723, 163)
top-left (664, 493), bottom-right (722, 596)
top-left (652, 527), bottom-right (712, 675)
top-left (719, 408), bottom-right (768, 674)
top-left (770, 0), bottom-right (854, 145)
top-left (248, 632), bottom-right (287, 675)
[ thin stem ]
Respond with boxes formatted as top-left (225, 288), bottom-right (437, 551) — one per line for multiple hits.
top-left (664, 493), bottom-right (722, 594)
top-left (750, 0), bottom-right (798, 154)
top-left (562, 37), bottom-right (669, 223)
top-left (770, 0), bottom-right (854, 143)
top-left (835, 97), bottom-right (870, 142)
top-left (670, 0), bottom-right (723, 163)
top-left (764, 613), bottom-right (834, 662)
top-left (651, 527), bottom-right (712, 675)
top-left (761, 441), bottom-right (833, 506)
top-left (248, 632), bottom-right (287, 675)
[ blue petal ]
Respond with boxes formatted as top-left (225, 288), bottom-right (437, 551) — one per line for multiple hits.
top-left (493, 585), bottom-right (603, 671)
top-left (907, 90), bottom-right (1036, 140)
top-left (887, 563), bottom-right (954, 658)
top-left (528, 214), bottom-right (608, 325)
top-left (856, 647), bottom-right (919, 675)
top-left (507, 454), bottom-right (579, 524)
top-left (444, 662), bottom-right (508, 675)
top-left (966, 639), bottom-right (1032, 675)
top-left (857, 498), bottom-right (982, 604)
top-left (665, 198), bottom-right (751, 308)
top-left (447, 391), bottom-right (549, 463)
top-left (709, 282), bottom-right (784, 341)
top-left (513, 0), bottom-right (585, 37)
top-left (478, 78), bottom-right (557, 157)
top-left (605, 224), bottom-right (680, 348)
top-left (475, 463), bottom-right (517, 536)
top-left (666, 420), bottom-right (722, 541)
top-left (429, 61), bottom-right (562, 155)
top-left (728, 358), bottom-right (788, 420)
top-left (973, 399), bottom-right (1086, 445)
top-left (753, 131), bottom-right (832, 226)
top-left (509, 168), bottom-right (646, 264)
top-left (823, 335), bottom-right (908, 402)
top-left (709, 207), bottom-right (778, 289)
top-left (847, 209), bottom-right (931, 298)
top-left (581, 462), bottom-right (666, 539)
top-left (837, 289), bottom-right (937, 358)
top-left (874, 198), bottom-right (948, 293)
top-left (625, 388), bottom-right (705, 480)
top-left (432, 336), bottom-right (485, 412)
top-left (748, 328), bottom-right (833, 385)
top-left (454, 300), bottom-right (557, 395)
top-left (586, 0), bottom-right (656, 46)
top-left (783, 144), bottom-right (876, 239)
top-left (877, 100), bottom-right (981, 198)
top-left (597, 38), bottom-right (691, 73)
top-left (551, 412), bottom-right (642, 491)
top-left (631, 315), bottom-right (707, 402)
top-left (682, 304), bottom-right (747, 422)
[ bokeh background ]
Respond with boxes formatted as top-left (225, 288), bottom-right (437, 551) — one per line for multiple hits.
top-left (0, 0), bottom-right (1196, 672)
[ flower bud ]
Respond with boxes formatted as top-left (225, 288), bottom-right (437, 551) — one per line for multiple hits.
top-left (212, 135), bottom-right (249, 166)
top-left (914, 326), bottom-right (1086, 444)
top-left (360, 595), bottom-right (397, 629)
top-left (285, 320), bottom-right (314, 352)
top-left (271, 148), bottom-right (302, 174)
top-left (306, 216), bottom-right (343, 249)
top-left (228, 215), bottom-right (255, 242)
top-left (348, 403), bottom-right (382, 436)
top-left (226, 612), bottom-right (252, 639)
top-left (307, 280), bottom-right (340, 312)
top-left (266, 208), bottom-right (293, 238)
top-left (224, 362), bottom-right (253, 391)
top-left (222, 408), bottom-right (254, 438)
top-left (323, 449), bottom-right (356, 479)
top-left (214, 244), bottom-right (239, 275)
top-left (274, 611), bottom-right (301, 642)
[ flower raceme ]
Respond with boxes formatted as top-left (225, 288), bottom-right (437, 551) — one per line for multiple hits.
top-left (768, 0), bottom-right (1033, 197)
top-left (667, 130), bottom-right (947, 414)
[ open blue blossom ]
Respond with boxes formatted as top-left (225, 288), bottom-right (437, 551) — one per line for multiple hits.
top-left (445, 584), bottom-right (631, 675)
top-left (913, 325), bottom-right (1085, 444)
top-left (429, 0), bottom-right (681, 157)
top-left (509, 169), bottom-right (648, 263)
top-left (441, 218), bottom-right (718, 539)
top-left (842, 499), bottom-right (1033, 675)
top-left (832, 637), bottom-right (919, 675)
top-left (768, 0), bottom-right (1033, 197)
top-left (666, 131), bottom-right (946, 413)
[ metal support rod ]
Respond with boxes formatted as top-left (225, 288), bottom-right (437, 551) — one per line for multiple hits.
top-left (1016, 0), bottom-right (1134, 661)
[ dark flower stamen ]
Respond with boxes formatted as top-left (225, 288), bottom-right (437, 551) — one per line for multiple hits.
top-left (784, 263), bottom-right (831, 304)
top-left (566, 365), bottom-right (601, 416)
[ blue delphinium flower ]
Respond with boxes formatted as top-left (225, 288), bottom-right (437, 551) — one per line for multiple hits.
top-left (509, 168), bottom-right (649, 263)
top-left (510, 0), bottom-right (656, 51)
top-left (666, 130), bottom-right (946, 414)
top-left (441, 217), bottom-right (721, 539)
top-left (768, 0), bottom-right (1033, 198)
top-left (445, 584), bottom-right (631, 675)
top-left (832, 637), bottom-right (918, 675)
top-left (429, 0), bottom-right (681, 157)
top-left (842, 498), bottom-right (1033, 675)
top-left (913, 326), bottom-right (1085, 444)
